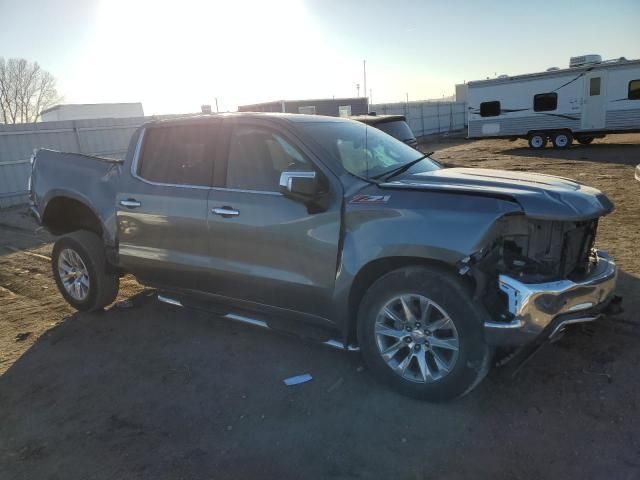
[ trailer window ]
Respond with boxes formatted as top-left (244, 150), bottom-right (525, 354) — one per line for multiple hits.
top-left (480, 101), bottom-right (500, 117)
top-left (589, 77), bottom-right (601, 96)
top-left (533, 93), bottom-right (557, 112)
top-left (629, 80), bottom-right (640, 100)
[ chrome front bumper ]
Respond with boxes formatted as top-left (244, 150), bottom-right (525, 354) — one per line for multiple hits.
top-left (484, 250), bottom-right (617, 346)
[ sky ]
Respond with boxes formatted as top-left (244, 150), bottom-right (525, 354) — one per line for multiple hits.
top-left (1, 0), bottom-right (639, 115)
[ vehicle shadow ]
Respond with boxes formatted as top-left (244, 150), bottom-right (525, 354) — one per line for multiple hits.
top-left (1, 270), bottom-right (639, 478)
top-left (502, 143), bottom-right (640, 167)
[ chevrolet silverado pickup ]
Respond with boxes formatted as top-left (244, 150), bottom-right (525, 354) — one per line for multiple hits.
top-left (29, 113), bottom-right (618, 401)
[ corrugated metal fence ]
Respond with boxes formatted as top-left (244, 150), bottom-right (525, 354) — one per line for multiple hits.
top-left (370, 101), bottom-right (467, 138)
top-left (0, 115), bottom-right (179, 208)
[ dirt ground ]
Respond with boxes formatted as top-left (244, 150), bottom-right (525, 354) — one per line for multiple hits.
top-left (1, 134), bottom-right (639, 479)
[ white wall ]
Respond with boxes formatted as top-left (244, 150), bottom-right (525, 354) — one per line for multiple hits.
top-left (455, 84), bottom-right (468, 103)
top-left (369, 101), bottom-right (467, 137)
top-left (41, 103), bottom-right (144, 122)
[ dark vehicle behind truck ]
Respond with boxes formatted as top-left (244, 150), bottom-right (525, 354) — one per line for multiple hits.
top-left (30, 113), bottom-right (618, 401)
top-left (350, 114), bottom-right (418, 147)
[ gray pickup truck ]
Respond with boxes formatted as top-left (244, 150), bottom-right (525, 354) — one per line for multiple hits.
top-left (29, 113), bottom-right (618, 401)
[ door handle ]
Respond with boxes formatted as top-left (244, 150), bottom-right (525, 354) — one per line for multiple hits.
top-left (212, 206), bottom-right (240, 217)
top-left (120, 199), bottom-right (142, 208)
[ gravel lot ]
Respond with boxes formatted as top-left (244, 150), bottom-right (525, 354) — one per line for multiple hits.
top-left (1, 135), bottom-right (639, 479)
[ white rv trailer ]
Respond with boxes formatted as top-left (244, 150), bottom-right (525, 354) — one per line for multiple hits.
top-left (467, 55), bottom-right (640, 148)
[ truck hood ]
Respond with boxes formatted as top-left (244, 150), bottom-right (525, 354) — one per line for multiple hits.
top-left (382, 167), bottom-right (614, 220)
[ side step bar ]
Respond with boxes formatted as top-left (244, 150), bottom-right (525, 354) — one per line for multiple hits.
top-left (157, 294), bottom-right (359, 352)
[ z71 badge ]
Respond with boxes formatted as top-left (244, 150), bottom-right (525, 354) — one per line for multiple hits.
top-left (349, 194), bottom-right (391, 204)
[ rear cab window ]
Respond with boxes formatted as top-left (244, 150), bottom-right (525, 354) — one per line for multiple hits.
top-left (137, 124), bottom-right (219, 187)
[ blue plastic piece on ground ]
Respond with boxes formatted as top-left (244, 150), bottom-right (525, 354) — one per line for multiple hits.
top-left (283, 373), bottom-right (313, 386)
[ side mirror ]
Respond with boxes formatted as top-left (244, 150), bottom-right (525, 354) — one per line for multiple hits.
top-left (279, 171), bottom-right (318, 199)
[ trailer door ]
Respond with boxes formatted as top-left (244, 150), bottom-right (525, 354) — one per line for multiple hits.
top-left (581, 71), bottom-right (607, 130)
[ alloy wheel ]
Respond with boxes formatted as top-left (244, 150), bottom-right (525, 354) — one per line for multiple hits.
top-left (374, 294), bottom-right (459, 383)
top-left (58, 248), bottom-right (90, 301)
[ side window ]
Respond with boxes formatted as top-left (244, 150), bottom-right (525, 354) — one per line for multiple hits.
top-left (138, 125), bottom-right (213, 186)
top-left (533, 92), bottom-right (557, 112)
top-left (589, 77), bottom-right (601, 96)
top-left (629, 80), bottom-right (640, 100)
top-left (480, 101), bottom-right (500, 117)
top-left (226, 126), bottom-right (309, 192)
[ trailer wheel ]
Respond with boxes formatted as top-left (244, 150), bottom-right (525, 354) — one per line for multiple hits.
top-left (528, 133), bottom-right (547, 149)
top-left (577, 136), bottom-right (594, 145)
top-left (552, 131), bottom-right (573, 149)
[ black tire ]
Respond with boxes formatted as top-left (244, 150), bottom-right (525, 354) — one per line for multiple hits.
top-left (528, 133), bottom-right (547, 149)
top-left (577, 136), bottom-right (594, 145)
top-left (551, 131), bottom-right (573, 149)
top-left (51, 230), bottom-right (119, 312)
top-left (357, 266), bottom-right (492, 402)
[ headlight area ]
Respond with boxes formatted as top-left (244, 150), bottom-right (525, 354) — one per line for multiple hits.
top-left (458, 215), bottom-right (601, 325)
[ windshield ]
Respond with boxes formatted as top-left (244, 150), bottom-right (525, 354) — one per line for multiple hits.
top-left (376, 120), bottom-right (416, 142)
top-left (301, 121), bottom-right (439, 179)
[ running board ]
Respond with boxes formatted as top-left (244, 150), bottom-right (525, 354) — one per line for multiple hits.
top-left (157, 294), bottom-right (359, 352)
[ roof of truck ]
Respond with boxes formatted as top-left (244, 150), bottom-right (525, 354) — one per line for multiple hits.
top-left (143, 112), bottom-right (350, 128)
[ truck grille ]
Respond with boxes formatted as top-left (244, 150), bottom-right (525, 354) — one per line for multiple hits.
top-left (501, 218), bottom-right (599, 282)
top-left (561, 219), bottom-right (598, 279)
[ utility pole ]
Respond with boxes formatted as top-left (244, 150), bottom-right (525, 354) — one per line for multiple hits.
top-left (363, 60), bottom-right (367, 101)
top-left (406, 92), bottom-right (409, 104)
top-left (357, 83), bottom-right (360, 97)
top-left (215, 98), bottom-right (219, 113)
top-left (369, 88), bottom-right (373, 106)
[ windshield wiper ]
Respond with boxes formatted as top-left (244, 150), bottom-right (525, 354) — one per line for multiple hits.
top-left (346, 170), bottom-right (382, 185)
top-left (377, 152), bottom-right (434, 182)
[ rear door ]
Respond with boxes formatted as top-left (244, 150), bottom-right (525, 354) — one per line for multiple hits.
top-left (582, 71), bottom-right (607, 130)
top-left (205, 119), bottom-right (342, 318)
top-left (116, 121), bottom-right (221, 290)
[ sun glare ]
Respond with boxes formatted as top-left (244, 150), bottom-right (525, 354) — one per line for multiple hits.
top-left (75, 0), bottom-right (334, 114)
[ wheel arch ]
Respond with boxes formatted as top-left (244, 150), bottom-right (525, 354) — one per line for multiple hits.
top-left (42, 195), bottom-right (105, 239)
top-left (346, 256), bottom-right (474, 345)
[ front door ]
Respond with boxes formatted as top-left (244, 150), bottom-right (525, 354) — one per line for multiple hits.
top-left (205, 121), bottom-right (341, 318)
top-left (117, 122), bottom-right (219, 291)
top-left (582, 72), bottom-right (607, 130)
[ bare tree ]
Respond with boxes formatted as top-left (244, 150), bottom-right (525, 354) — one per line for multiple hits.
top-left (0, 58), bottom-right (62, 124)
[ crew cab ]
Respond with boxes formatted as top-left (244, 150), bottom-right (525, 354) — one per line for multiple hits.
top-left (29, 113), bottom-right (618, 401)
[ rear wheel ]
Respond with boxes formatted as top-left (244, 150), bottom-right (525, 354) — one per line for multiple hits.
top-left (357, 266), bottom-right (492, 402)
top-left (528, 133), bottom-right (547, 149)
top-left (577, 136), bottom-right (594, 145)
top-left (552, 131), bottom-right (573, 149)
top-left (52, 230), bottom-right (119, 311)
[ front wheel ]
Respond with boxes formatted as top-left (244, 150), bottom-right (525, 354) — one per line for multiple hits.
top-left (357, 266), bottom-right (492, 402)
top-left (52, 230), bottom-right (119, 311)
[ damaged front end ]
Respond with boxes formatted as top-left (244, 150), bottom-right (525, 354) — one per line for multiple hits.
top-left (459, 214), bottom-right (619, 348)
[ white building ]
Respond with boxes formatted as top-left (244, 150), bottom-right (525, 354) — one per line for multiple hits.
top-left (40, 102), bottom-right (144, 122)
